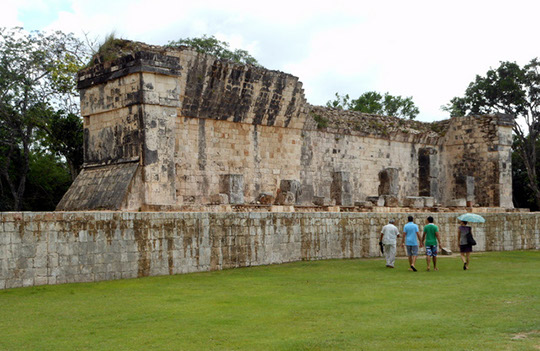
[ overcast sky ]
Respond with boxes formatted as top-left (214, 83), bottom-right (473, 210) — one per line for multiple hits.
top-left (3, 0), bottom-right (539, 122)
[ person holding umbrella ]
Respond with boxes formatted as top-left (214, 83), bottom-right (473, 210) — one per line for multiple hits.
top-left (457, 213), bottom-right (484, 270)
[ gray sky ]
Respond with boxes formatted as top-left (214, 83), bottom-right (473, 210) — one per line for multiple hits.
top-left (3, 0), bottom-right (539, 122)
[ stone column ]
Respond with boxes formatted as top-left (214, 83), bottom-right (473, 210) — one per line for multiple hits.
top-left (139, 71), bottom-right (180, 206)
top-left (331, 171), bottom-right (352, 206)
top-left (221, 174), bottom-right (245, 204)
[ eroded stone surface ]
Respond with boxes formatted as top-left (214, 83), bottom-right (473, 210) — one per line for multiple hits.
top-left (1, 211), bottom-right (537, 289)
top-left (59, 42), bottom-right (515, 211)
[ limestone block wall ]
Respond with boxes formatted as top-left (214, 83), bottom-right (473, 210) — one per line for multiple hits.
top-left (1, 212), bottom-right (538, 290)
top-left (174, 115), bottom-right (444, 205)
top-left (171, 48), bottom-right (307, 129)
top-left (301, 130), bottom-right (440, 203)
top-left (175, 117), bottom-right (303, 203)
top-left (58, 44), bottom-right (514, 211)
top-left (440, 115), bottom-right (514, 207)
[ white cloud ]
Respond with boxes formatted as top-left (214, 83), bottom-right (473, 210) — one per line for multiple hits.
top-left (0, 1), bottom-right (23, 28)
top-left (12, 0), bottom-right (540, 121)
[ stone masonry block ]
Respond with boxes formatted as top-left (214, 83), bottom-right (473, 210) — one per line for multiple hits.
top-left (449, 198), bottom-right (467, 207)
top-left (404, 196), bottom-right (424, 208)
top-left (331, 171), bottom-right (352, 206)
top-left (210, 193), bottom-right (229, 205)
top-left (220, 174), bottom-right (244, 205)
top-left (423, 197), bottom-right (435, 207)
top-left (382, 195), bottom-right (399, 207)
top-left (297, 184), bottom-right (314, 205)
top-left (366, 196), bottom-right (385, 207)
top-left (378, 168), bottom-right (400, 196)
top-left (355, 201), bottom-right (373, 208)
top-left (275, 191), bottom-right (295, 206)
top-left (313, 196), bottom-right (332, 206)
top-left (279, 179), bottom-right (300, 194)
top-left (257, 193), bottom-right (275, 205)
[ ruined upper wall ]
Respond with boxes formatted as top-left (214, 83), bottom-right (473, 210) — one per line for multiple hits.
top-left (77, 41), bottom-right (451, 140)
top-left (307, 105), bottom-right (447, 144)
top-left (78, 42), bottom-right (308, 129)
top-left (440, 114), bottom-right (514, 207)
top-left (170, 48), bottom-right (307, 129)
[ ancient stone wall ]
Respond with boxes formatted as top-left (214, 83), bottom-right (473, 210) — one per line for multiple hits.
top-left (57, 43), bottom-right (514, 211)
top-left (172, 48), bottom-right (307, 129)
top-left (0, 211), bottom-right (538, 289)
top-left (440, 115), bottom-right (513, 207)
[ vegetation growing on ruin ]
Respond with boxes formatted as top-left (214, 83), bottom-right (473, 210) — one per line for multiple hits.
top-left (311, 112), bottom-right (329, 129)
top-left (0, 251), bottom-right (538, 350)
top-left (429, 120), bottom-right (448, 136)
top-left (88, 33), bottom-right (140, 65)
top-left (168, 35), bottom-right (260, 66)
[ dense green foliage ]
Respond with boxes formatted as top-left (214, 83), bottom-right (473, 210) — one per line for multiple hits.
top-left (444, 59), bottom-right (540, 209)
top-left (0, 251), bottom-right (538, 350)
top-left (0, 27), bottom-right (88, 211)
top-left (512, 136), bottom-right (540, 210)
top-left (168, 35), bottom-right (259, 66)
top-left (327, 91), bottom-right (420, 119)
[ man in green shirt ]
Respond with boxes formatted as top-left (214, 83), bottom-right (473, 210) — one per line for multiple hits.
top-left (422, 216), bottom-right (442, 271)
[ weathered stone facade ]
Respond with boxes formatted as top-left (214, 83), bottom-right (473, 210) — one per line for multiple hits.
top-left (56, 43), bottom-right (514, 211)
top-left (0, 211), bottom-right (538, 289)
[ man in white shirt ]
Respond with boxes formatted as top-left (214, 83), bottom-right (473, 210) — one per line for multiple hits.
top-left (380, 219), bottom-right (400, 268)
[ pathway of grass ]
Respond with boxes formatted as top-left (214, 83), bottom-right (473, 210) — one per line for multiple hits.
top-left (0, 251), bottom-right (538, 350)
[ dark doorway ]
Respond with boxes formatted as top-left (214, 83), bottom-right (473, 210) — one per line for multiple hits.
top-left (418, 148), bottom-right (430, 196)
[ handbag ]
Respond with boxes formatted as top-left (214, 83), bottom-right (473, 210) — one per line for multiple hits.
top-left (466, 232), bottom-right (477, 246)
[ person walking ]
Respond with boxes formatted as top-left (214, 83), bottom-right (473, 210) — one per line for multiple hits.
top-left (380, 219), bottom-right (400, 268)
top-left (421, 216), bottom-right (442, 271)
top-left (458, 220), bottom-right (473, 270)
top-left (402, 216), bottom-right (422, 272)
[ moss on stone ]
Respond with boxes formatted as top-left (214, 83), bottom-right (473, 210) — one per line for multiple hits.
top-left (311, 112), bottom-right (329, 129)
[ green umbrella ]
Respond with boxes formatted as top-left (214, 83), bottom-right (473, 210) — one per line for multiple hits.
top-left (457, 213), bottom-right (485, 223)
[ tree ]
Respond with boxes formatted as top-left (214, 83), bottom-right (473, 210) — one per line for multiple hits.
top-left (326, 91), bottom-right (420, 119)
top-left (168, 35), bottom-right (259, 66)
top-left (512, 136), bottom-right (540, 210)
top-left (443, 59), bottom-right (540, 208)
top-left (0, 27), bottom-right (89, 210)
top-left (37, 109), bottom-right (84, 180)
top-left (23, 151), bottom-right (73, 211)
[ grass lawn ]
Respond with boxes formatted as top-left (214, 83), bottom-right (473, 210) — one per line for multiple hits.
top-left (0, 251), bottom-right (538, 351)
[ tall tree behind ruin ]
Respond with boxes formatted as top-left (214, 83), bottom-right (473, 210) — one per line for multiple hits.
top-left (326, 91), bottom-right (420, 120)
top-left (443, 59), bottom-right (540, 209)
top-left (168, 35), bottom-right (259, 66)
top-left (0, 27), bottom-right (88, 210)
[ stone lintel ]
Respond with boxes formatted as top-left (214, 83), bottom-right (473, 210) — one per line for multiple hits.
top-left (78, 51), bottom-right (181, 90)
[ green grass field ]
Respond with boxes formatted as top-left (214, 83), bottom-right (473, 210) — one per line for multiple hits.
top-left (0, 251), bottom-right (538, 350)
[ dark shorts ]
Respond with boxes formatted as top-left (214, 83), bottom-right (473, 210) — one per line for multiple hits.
top-left (460, 244), bottom-right (473, 253)
top-left (406, 245), bottom-right (418, 256)
top-left (426, 245), bottom-right (438, 257)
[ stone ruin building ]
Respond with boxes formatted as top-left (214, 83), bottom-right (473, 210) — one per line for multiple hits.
top-left (56, 41), bottom-right (514, 212)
